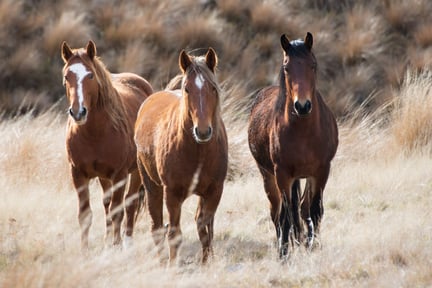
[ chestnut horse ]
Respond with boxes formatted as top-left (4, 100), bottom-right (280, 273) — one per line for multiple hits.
top-left (61, 40), bottom-right (153, 249)
top-left (248, 32), bottom-right (338, 259)
top-left (134, 48), bottom-right (228, 264)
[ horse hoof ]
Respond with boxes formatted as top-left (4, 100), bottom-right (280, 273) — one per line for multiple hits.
top-left (123, 236), bottom-right (133, 249)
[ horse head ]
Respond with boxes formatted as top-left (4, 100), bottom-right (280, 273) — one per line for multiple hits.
top-left (280, 32), bottom-right (317, 116)
top-left (61, 40), bottom-right (99, 125)
top-left (179, 48), bottom-right (220, 143)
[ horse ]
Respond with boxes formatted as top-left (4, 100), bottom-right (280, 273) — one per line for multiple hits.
top-left (61, 40), bottom-right (153, 249)
top-left (134, 48), bottom-right (228, 264)
top-left (247, 32), bottom-right (338, 259)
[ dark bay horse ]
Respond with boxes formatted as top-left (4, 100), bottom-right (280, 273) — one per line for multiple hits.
top-left (61, 40), bottom-right (153, 249)
top-left (134, 48), bottom-right (228, 264)
top-left (248, 32), bottom-right (338, 258)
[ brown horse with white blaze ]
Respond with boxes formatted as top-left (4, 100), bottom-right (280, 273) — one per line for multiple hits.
top-left (248, 32), bottom-right (338, 259)
top-left (134, 48), bottom-right (228, 264)
top-left (61, 40), bottom-right (153, 249)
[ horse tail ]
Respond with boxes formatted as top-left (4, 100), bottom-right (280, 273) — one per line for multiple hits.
top-left (165, 74), bottom-right (183, 90)
top-left (134, 185), bottom-right (146, 223)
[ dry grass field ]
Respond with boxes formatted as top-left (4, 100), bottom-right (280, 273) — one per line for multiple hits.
top-left (1, 70), bottom-right (432, 287)
top-left (1, 0), bottom-right (432, 287)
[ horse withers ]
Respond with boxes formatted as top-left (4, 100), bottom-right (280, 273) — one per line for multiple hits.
top-left (61, 40), bottom-right (153, 249)
top-left (134, 48), bottom-right (228, 265)
top-left (248, 32), bottom-right (338, 259)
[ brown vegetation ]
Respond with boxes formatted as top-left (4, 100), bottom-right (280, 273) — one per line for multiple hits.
top-left (1, 0), bottom-right (432, 117)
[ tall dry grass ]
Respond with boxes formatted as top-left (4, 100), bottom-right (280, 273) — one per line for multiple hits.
top-left (0, 70), bottom-right (431, 287)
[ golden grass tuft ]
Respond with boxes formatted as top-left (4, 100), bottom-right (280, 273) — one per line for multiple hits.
top-left (339, 5), bottom-right (387, 65)
top-left (390, 70), bottom-right (432, 153)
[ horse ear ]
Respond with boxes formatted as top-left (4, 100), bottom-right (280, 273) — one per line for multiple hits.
top-left (280, 34), bottom-right (291, 53)
top-left (61, 41), bottom-right (73, 63)
top-left (86, 40), bottom-right (97, 60)
top-left (304, 32), bottom-right (313, 50)
top-left (179, 49), bottom-right (192, 73)
top-left (205, 47), bottom-right (218, 73)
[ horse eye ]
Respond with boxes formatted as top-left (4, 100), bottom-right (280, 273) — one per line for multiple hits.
top-left (88, 73), bottom-right (94, 79)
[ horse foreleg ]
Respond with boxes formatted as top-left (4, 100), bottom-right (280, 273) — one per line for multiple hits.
top-left (99, 178), bottom-right (114, 246)
top-left (165, 189), bottom-right (183, 266)
top-left (195, 185), bottom-right (223, 264)
top-left (72, 168), bottom-right (92, 251)
top-left (124, 170), bottom-right (142, 247)
top-left (275, 171), bottom-right (295, 260)
top-left (291, 179), bottom-right (303, 245)
top-left (258, 168), bottom-right (281, 246)
top-left (301, 178), bottom-right (315, 249)
top-left (110, 175), bottom-right (127, 246)
top-left (139, 165), bottom-right (164, 259)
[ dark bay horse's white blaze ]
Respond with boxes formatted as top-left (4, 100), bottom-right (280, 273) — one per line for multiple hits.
top-left (134, 48), bottom-right (228, 265)
top-left (61, 40), bottom-right (153, 250)
top-left (248, 32), bottom-right (338, 259)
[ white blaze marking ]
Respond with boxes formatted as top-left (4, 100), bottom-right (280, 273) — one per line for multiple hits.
top-left (194, 73), bottom-right (205, 113)
top-left (195, 73), bottom-right (205, 90)
top-left (68, 63), bottom-right (91, 110)
top-left (187, 163), bottom-right (203, 196)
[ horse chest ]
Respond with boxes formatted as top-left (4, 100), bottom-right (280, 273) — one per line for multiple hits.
top-left (66, 131), bottom-right (132, 178)
top-left (270, 126), bottom-right (326, 174)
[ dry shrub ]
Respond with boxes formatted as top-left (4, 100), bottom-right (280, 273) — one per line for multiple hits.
top-left (340, 5), bottom-right (387, 65)
top-left (43, 12), bottom-right (92, 56)
top-left (390, 69), bottom-right (432, 153)
top-left (250, 1), bottom-right (288, 34)
top-left (116, 41), bottom-right (148, 74)
top-left (172, 12), bottom-right (223, 53)
top-left (216, 0), bottom-right (252, 24)
top-left (413, 22), bottom-right (432, 48)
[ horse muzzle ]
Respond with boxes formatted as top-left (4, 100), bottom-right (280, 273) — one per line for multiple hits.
top-left (294, 100), bottom-right (312, 116)
top-left (193, 126), bottom-right (213, 144)
top-left (69, 107), bottom-right (88, 124)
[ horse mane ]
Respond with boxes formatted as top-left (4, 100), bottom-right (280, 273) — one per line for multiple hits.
top-left (176, 55), bottom-right (223, 141)
top-left (275, 39), bottom-right (316, 114)
top-left (67, 49), bottom-right (129, 132)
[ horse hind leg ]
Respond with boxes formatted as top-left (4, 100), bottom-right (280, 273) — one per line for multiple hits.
top-left (123, 170), bottom-right (143, 248)
top-left (195, 184), bottom-right (223, 264)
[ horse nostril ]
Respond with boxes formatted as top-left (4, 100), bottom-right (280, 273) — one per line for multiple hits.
top-left (304, 100), bottom-right (312, 113)
top-left (68, 108), bottom-right (74, 116)
top-left (81, 107), bottom-right (87, 117)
